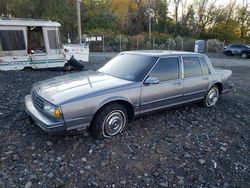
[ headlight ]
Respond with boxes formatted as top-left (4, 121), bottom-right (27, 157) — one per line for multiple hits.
top-left (43, 103), bottom-right (62, 118)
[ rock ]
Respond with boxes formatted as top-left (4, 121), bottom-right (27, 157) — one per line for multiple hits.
top-left (184, 153), bottom-right (191, 158)
top-left (80, 170), bottom-right (84, 174)
top-left (170, 170), bottom-right (175, 175)
top-left (13, 154), bottom-right (20, 161)
top-left (234, 114), bottom-right (241, 119)
top-left (120, 180), bottom-right (127, 185)
top-left (30, 146), bottom-right (36, 151)
top-left (153, 173), bottom-right (159, 177)
top-left (47, 173), bottom-right (54, 178)
top-left (24, 181), bottom-right (32, 188)
top-left (29, 174), bottom-right (37, 180)
top-left (220, 147), bottom-right (227, 152)
top-left (223, 182), bottom-right (230, 188)
top-left (57, 157), bottom-right (62, 161)
top-left (131, 156), bottom-right (137, 160)
top-left (177, 176), bottom-right (184, 185)
top-left (84, 165), bottom-right (91, 170)
top-left (91, 181), bottom-right (98, 187)
top-left (46, 141), bottom-right (53, 146)
top-left (88, 149), bottom-right (93, 154)
top-left (81, 157), bottom-right (87, 162)
top-left (183, 144), bottom-right (192, 151)
top-left (198, 159), bottom-right (206, 165)
top-left (59, 166), bottom-right (64, 172)
top-left (159, 182), bottom-right (168, 187)
top-left (4, 150), bottom-right (14, 155)
top-left (101, 161), bottom-right (106, 167)
top-left (156, 149), bottom-right (163, 154)
top-left (55, 178), bottom-right (65, 187)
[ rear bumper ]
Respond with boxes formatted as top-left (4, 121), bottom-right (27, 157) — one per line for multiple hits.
top-left (25, 95), bottom-right (66, 133)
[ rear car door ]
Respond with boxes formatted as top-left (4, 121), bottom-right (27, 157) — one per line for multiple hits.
top-left (140, 57), bottom-right (183, 113)
top-left (182, 56), bottom-right (210, 101)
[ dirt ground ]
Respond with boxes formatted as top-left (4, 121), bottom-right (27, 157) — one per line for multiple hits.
top-left (0, 55), bottom-right (249, 187)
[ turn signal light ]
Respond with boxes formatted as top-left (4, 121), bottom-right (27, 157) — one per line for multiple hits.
top-left (54, 108), bottom-right (62, 118)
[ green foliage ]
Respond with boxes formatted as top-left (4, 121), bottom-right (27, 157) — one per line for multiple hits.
top-left (0, 0), bottom-right (249, 45)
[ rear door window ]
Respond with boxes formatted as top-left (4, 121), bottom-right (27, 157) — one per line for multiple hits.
top-left (199, 57), bottom-right (210, 75)
top-left (183, 57), bottom-right (202, 78)
top-left (150, 57), bottom-right (179, 82)
top-left (0, 30), bottom-right (26, 51)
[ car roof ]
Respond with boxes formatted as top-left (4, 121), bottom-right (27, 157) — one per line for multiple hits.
top-left (121, 50), bottom-right (203, 57)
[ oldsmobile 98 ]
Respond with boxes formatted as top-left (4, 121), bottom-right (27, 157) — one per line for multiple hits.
top-left (25, 51), bottom-right (233, 139)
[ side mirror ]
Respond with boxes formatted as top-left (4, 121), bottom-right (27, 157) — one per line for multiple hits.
top-left (144, 76), bottom-right (159, 85)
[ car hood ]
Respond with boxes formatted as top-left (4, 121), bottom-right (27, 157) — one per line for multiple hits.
top-left (33, 70), bottom-right (135, 105)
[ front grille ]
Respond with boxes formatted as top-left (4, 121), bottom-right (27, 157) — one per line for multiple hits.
top-left (32, 91), bottom-right (44, 110)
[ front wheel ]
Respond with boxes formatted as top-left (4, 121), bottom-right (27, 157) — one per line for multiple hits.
top-left (203, 86), bottom-right (219, 107)
top-left (91, 103), bottom-right (128, 139)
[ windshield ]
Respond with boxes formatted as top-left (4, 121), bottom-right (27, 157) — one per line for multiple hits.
top-left (98, 53), bottom-right (157, 82)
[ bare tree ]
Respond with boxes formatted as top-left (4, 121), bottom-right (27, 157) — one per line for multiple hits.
top-left (237, 0), bottom-right (250, 42)
top-left (196, 0), bottom-right (218, 35)
top-left (225, 0), bottom-right (237, 30)
top-left (172, 0), bottom-right (182, 23)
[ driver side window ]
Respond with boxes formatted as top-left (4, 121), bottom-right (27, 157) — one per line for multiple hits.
top-left (149, 57), bottom-right (179, 82)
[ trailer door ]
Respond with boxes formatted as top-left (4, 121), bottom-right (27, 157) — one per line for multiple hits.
top-left (28, 26), bottom-right (48, 69)
top-left (43, 27), bottom-right (65, 68)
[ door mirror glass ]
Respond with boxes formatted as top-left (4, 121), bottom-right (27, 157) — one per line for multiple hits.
top-left (144, 76), bottom-right (159, 85)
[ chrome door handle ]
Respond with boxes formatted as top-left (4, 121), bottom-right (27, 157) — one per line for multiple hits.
top-left (173, 82), bottom-right (181, 85)
top-left (202, 77), bottom-right (209, 80)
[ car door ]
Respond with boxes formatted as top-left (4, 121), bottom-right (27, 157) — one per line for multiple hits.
top-left (232, 45), bottom-right (241, 55)
top-left (140, 57), bottom-right (183, 113)
top-left (182, 56), bottom-right (210, 101)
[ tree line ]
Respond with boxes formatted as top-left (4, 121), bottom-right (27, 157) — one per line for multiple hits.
top-left (0, 0), bottom-right (249, 44)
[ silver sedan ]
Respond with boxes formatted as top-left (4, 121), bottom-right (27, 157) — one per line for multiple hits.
top-left (25, 51), bottom-right (233, 138)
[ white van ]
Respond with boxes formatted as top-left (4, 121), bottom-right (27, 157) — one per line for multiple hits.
top-left (0, 18), bottom-right (66, 71)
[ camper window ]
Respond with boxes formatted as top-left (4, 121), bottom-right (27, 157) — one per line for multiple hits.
top-left (28, 27), bottom-right (46, 54)
top-left (47, 30), bottom-right (58, 49)
top-left (0, 30), bottom-right (26, 51)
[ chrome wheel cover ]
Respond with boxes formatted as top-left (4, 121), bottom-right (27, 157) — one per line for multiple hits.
top-left (103, 110), bottom-right (126, 137)
top-left (206, 87), bottom-right (219, 107)
top-left (241, 53), bottom-right (247, 58)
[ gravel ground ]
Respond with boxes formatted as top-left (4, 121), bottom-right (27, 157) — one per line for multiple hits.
top-left (0, 57), bottom-right (250, 187)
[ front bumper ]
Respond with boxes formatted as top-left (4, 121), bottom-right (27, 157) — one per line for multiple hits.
top-left (25, 95), bottom-right (66, 133)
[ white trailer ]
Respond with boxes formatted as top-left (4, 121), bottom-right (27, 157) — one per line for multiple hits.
top-left (0, 18), bottom-right (66, 71)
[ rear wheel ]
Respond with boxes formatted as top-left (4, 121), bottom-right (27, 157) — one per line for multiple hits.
top-left (241, 53), bottom-right (247, 58)
top-left (91, 103), bottom-right (128, 139)
top-left (203, 86), bottom-right (219, 107)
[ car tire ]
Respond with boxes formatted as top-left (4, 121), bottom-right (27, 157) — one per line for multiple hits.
top-left (91, 103), bottom-right (128, 139)
top-left (63, 63), bottom-right (72, 71)
top-left (203, 86), bottom-right (219, 107)
top-left (241, 53), bottom-right (247, 58)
